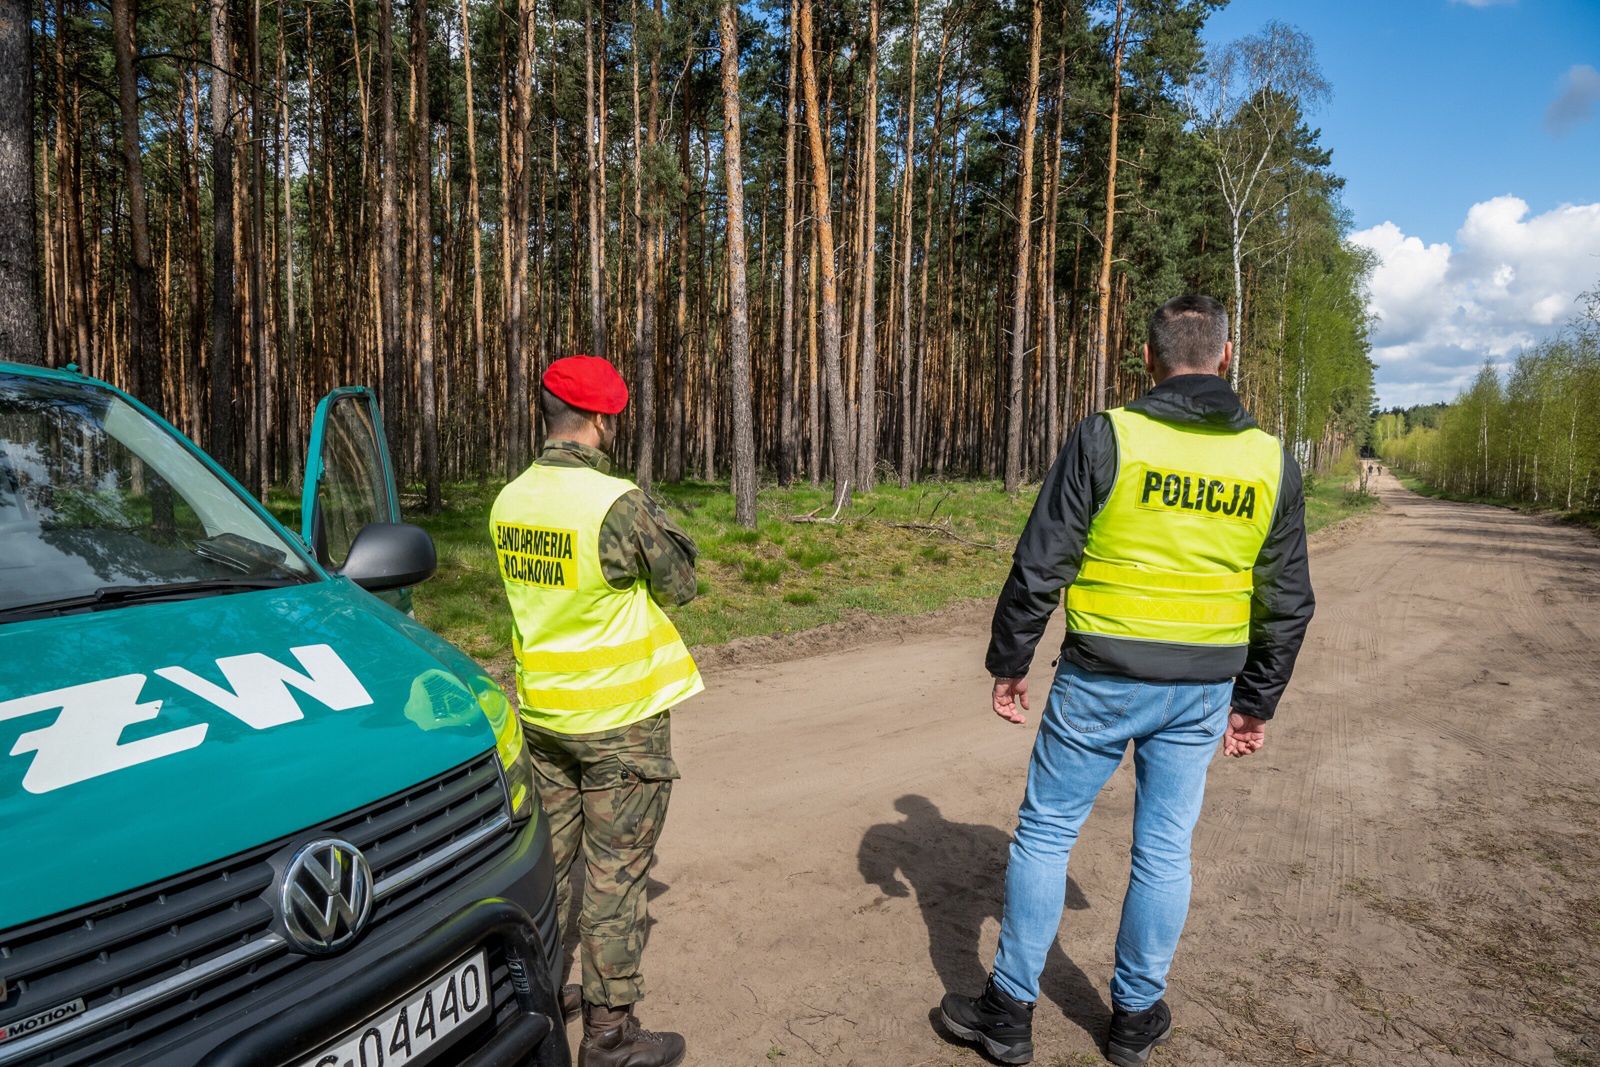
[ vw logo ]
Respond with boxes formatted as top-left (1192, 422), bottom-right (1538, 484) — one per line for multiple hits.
top-left (277, 838), bottom-right (374, 955)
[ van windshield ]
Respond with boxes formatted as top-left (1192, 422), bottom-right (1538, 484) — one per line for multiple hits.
top-left (0, 374), bottom-right (313, 617)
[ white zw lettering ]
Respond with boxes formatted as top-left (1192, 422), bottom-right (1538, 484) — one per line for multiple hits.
top-left (0, 644), bottom-right (374, 794)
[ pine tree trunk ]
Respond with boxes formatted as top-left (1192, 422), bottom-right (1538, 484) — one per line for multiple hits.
top-left (584, 0), bottom-right (606, 356)
top-left (496, 38), bottom-right (514, 460)
top-left (912, 26), bottom-right (951, 473)
top-left (505, 0), bottom-right (535, 474)
top-left (412, 0), bottom-right (440, 509)
top-left (798, 0), bottom-right (852, 508)
top-left (0, 0), bottom-right (42, 364)
top-left (1004, 0), bottom-right (1041, 492)
top-left (209, 0), bottom-right (236, 473)
top-left (718, 1), bottom-right (758, 526)
top-left (379, 0), bottom-right (403, 455)
top-left (806, 187), bottom-right (821, 485)
top-left (697, 118), bottom-right (714, 481)
top-left (111, 0), bottom-right (159, 395)
top-left (249, 0), bottom-right (270, 490)
top-left (1044, 32), bottom-right (1066, 451)
top-left (855, 0), bottom-right (880, 493)
top-left (183, 60), bottom-right (204, 429)
top-left (778, 0), bottom-right (799, 486)
top-left (277, 0), bottom-right (299, 490)
top-left (458, 0), bottom-right (487, 473)
top-left (895, 0), bottom-right (919, 487)
top-left (1091, 0), bottom-right (1123, 412)
top-left (667, 31), bottom-right (692, 484)
top-left (631, 0), bottom-right (658, 491)
top-left (61, 23), bottom-right (90, 375)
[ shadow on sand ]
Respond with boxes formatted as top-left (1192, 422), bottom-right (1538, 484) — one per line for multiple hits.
top-left (858, 794), bottom-right (1109, 1054)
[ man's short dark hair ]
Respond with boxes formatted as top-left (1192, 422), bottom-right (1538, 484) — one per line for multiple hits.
top-left (540, 387), bottom-right (594, 437)
top-left (1148, 295), bottom-right (1229, 374)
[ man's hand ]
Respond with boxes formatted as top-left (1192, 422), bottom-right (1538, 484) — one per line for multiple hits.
top-left (992, 677), bottom-right (1030, 725)
top-left (1222, 711), bottom-right (1267, 757)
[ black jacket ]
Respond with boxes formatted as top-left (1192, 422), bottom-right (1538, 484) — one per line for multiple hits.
top-left (986, 374), bottom-right (1314, 720)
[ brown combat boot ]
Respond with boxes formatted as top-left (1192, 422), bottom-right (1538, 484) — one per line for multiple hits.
top-left (578, 1002), bottom-right (686, 1067)
top-left (559, 984), bottom-right (582, 1020)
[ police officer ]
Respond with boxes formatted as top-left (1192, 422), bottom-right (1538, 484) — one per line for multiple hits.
top-left (491, 355), bottom-right (700, 1067)
top-left (938, 295), bottom-right (1314, 1066)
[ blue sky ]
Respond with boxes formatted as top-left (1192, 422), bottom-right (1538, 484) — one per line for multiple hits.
top-left (1201, 0), bottom-right (1600, 407)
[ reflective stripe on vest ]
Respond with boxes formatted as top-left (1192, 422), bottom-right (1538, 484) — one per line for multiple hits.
top-left (1064, 407), bottom-right (1283, 648)
top-left (490, 463), bottom-right (703, 735)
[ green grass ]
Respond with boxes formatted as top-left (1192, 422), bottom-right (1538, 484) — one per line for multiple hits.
top-left (1393, 472), bottom-right (1600, 534)
top-left (1303, 473), bottom-right (1379, 535)
top-left (268, 468), bottom-right (1379, 676)
top-left (265, 480), bottom-right (1034, 669)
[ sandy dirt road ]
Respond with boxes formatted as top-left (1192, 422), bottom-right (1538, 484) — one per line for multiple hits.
top-left (574, 470), bottom-right (1600, 1066)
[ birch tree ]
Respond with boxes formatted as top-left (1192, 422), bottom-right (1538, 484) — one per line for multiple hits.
top-left (1190, 20), bottom-right (1328, 388)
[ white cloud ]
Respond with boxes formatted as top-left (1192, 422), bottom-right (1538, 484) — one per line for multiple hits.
top-left (1546, 64), bottom-right (1600, 136)
top-left (1351, 196), bottom-right (1600, 407)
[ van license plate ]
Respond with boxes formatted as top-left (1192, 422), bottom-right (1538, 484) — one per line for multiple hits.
top-left (298, 951), bottom-right (491, 1067)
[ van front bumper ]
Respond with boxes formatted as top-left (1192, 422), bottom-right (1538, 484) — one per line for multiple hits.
top-left (201, 899), bottom-right (566, 1067)
top-left (190, 811), bottom-right (571, 1067)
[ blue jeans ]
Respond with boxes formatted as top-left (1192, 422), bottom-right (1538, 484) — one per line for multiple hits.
top-left (991, 663), bottom-right (1231, 1012)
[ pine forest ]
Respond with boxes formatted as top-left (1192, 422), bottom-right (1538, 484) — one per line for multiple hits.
top-left (2, 0), bottom-right (1378, 518)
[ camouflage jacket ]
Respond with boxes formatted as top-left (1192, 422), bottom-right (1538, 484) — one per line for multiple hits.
top-left (534, 441), bottom-right (699, 607)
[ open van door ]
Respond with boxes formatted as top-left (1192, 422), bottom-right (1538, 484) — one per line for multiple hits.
top-left (302, 387), bottom-right (428, 610)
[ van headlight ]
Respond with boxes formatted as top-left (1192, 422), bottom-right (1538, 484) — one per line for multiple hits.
top-left (472, 680), bottom-right (536, 826)
top-left (501, 731), bottom-right (537, 825)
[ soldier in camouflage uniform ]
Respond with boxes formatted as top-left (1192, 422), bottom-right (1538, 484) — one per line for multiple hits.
top-left (536, 440), bottom-right (700, 602)
top-left (490, 356), bottom-right (699, 1067)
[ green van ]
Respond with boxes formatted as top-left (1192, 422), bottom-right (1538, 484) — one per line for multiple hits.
top-left (0, 362), bottom-right (569, 1067)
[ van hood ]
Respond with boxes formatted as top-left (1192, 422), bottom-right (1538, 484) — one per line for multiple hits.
top-left (0, 581), bottom-right (501, 929)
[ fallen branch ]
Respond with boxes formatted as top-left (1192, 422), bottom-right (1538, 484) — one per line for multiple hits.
top-left (880, 519), bottom-right (1003, 550)
top-left (789, 481), bottom-right (850, 524)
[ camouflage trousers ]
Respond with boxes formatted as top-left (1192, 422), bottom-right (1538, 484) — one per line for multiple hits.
top-left (524, 712), bottom-right (679, 1008)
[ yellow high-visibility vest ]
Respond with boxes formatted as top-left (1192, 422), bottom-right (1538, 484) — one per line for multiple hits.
top-left (1065, 407), bottom-right (1284, 648)
top-left (490, 463), bottom-right (703, 735)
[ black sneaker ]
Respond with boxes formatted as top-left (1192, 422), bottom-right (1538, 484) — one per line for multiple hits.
top-left (938, 975), bottom-right (1035, 1065)
top-left (1105, 1000), bottom-right (1173, 1066)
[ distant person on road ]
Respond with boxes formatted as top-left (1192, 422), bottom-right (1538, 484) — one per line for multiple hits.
top-left (939, 295), bottom-right (1315, 1066)
top-left (491, 354), bottom-right (701, 1067)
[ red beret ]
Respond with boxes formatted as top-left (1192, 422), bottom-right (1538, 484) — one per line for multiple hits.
top-left (543, 354), bottom-right (629, 415)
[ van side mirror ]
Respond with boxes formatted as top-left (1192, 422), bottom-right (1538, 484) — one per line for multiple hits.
top-left (339, 522), bottom-right (437, 591)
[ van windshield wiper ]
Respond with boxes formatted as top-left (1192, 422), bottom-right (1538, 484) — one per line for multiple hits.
top-left (0, 577), bottom-right (303, 622)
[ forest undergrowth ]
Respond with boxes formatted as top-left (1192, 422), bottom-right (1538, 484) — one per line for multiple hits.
top-left (272, 470), bottom-right (1374, 673)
